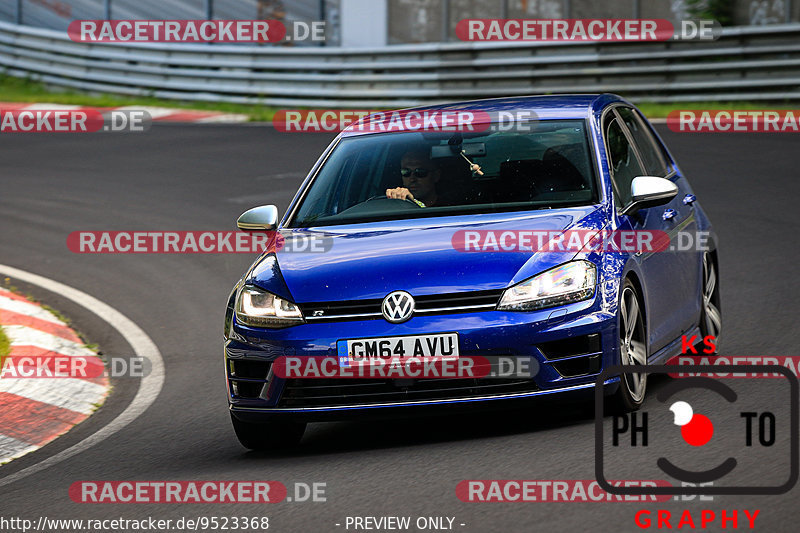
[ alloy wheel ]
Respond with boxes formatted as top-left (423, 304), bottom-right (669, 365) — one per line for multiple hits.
top-left (619, 285), bottom-right (647, 403)
top-left (702, 252), bottom-right (722, 342)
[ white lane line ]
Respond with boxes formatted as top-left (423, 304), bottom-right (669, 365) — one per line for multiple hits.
top-left (7, 104), bottom-right (245, 123)
top-left (0, 296), bottom-right (63, 325)
top-left (0, 435), bottom-right (38, 466)
top-left (0, 265), bottom-right (165, 488)
top-left (197, 114), bottom-right (249, 123)
top-left (112, 106), bottom-right (179, 119)
top-left (3, 326), bottom-right (95, 357)
top-left (0, 377), bottom-right (108, 416)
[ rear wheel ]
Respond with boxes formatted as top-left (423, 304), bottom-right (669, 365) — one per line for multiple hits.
top-left (231, 414), bottom-right (306, 451)
top-left (699, 252), bottom-right (722, 350)
top-left (611, 279), bottom-right (648, 412)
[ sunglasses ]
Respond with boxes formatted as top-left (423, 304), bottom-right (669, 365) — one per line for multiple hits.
top-left (401, 167), bottom-right (431, 178)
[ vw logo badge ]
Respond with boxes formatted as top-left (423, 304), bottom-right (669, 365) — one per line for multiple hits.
top-left (382, 291), bottom-right (415, 323)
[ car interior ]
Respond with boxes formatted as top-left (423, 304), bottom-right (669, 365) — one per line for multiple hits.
top-left (292, 122), bottom-right (600, 225)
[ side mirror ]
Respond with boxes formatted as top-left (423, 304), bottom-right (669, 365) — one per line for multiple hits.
top-left (621, 176), bottom-right (678, 215)
top-left (237, 205), bottom-right (279, 231)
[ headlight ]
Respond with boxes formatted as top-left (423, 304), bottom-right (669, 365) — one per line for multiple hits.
top-left (235, 285), bottom-right (304, 328)
top-left (497, 260), bottom-right (596, 311)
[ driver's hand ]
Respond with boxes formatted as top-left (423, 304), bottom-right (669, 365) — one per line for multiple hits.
top-left (386, 187), bottom-right (414, 201)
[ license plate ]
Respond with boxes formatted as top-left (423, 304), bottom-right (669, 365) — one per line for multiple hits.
top-left (337, 333), bottom-right (459, 367)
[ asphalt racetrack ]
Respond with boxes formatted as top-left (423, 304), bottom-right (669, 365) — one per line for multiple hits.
top-left (1, 124), bottom-right (798, 531)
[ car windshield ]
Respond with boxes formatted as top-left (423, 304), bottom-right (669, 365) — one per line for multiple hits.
top-left (289, 119), bottom-right (598, 228)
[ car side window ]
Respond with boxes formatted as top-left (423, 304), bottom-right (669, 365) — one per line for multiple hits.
top-left (616, 107), bottom-right (669, 176)
top-left (605, 117), bottom-right (644, 208)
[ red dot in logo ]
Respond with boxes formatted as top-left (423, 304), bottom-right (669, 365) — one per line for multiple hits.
top-left (681, 414), bottom-right (714, 446)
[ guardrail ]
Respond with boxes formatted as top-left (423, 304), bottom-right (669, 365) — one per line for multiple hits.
top-left (1, 21), bottom-right (800, 107)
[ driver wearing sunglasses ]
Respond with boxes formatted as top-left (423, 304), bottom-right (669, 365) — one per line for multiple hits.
top-left (385, 150), bottom-right (441, 207)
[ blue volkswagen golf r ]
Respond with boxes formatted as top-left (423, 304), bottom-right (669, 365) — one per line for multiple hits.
top-left (224, 94), bottom-right (721, 449)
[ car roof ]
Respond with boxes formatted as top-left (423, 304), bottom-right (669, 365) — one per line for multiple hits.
top-left (340, 93), bottom-right (628, 137)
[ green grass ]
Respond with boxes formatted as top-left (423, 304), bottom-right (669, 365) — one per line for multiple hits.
top-left (39, 304), bottom-right (99, 351)
top-left (2, 73), bottom-right (797, 122)
top-left (1, 277), bottom-right (15, 366)
top-left (636, 101), bottom-right (798, 119)
top-left (0, 325), bottom-right (10, 367)
top-left (2, 277), bottom-right (97, 352)
top-left (41, 304), bottom-right (70, 326)
top-left (0, 74), bottom-right (279, 121)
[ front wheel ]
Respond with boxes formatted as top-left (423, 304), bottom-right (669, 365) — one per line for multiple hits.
top-left (231, 414), bottom-right (306, 450)
top-left (611, 279), bottom-right (648, 413)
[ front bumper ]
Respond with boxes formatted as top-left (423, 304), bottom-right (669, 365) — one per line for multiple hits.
top-left (225, 296), bottom-right (620, 422)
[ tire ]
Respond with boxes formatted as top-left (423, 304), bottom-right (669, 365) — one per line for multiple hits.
top-left (230, 414), bottom-right (306, 451)
top-left (698, 251), bottom-right (722, 351)
top-left (610, 279), bottom-right (648, 413)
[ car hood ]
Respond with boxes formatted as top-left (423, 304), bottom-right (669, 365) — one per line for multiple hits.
top-left (249, 206), bottom-right (605, 303)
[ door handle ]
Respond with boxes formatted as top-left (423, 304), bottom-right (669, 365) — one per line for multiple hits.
top-left (683, 194), bottom-right (696, 206)
top-left (662, 209), bottom-right (677, 221)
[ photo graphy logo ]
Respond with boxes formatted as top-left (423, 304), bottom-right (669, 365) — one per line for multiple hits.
top-left (595, 365), bottom-right (798, 496)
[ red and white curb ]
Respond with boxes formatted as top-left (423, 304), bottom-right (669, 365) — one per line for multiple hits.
top-left (0, 288), bottom-right (109, 465)
top-left (0, 102), bottom-right (248, 123)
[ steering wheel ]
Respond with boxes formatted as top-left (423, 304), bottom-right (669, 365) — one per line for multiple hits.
top-left (364, 195), bottom-right (424, 207)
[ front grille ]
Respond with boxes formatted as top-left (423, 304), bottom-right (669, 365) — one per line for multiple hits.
top-left (551, 355), bottom-right (602, 377)
top-left (536, 334), bottom-right (603, 378)
top-left (277, 376), bottom-right (539, 407)
top-left (415, 290), bottom-right (504, 310)
top-left (300, 299), bottom-right (381, 320)
top-left (300, 289), bottom-right (503, 322)
top-left (228, 359), bottom-right (272, 399)
top-left (536, 334), bottom-right (601, 360)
